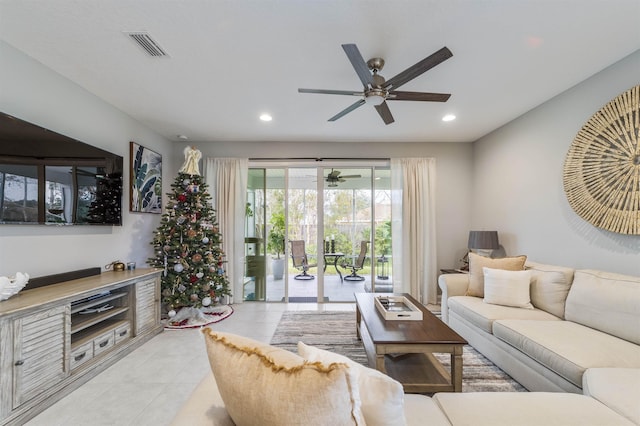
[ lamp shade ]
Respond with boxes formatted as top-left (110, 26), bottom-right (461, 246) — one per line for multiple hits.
top-left (468, 231), bottom-right (499, 250)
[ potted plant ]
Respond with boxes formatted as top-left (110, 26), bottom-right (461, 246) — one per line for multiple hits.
top-left (267, 213), bottom-right (286, 280)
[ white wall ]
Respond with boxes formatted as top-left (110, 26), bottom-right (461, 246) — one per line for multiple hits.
top-left (0, 41), bottom-right (174, 278)
top-left (175, 141), bottom-right (475, 272)
top-left (471, 50), bottom-right (640, 276)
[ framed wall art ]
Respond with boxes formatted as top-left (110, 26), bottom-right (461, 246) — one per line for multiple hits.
top-left (130, 142), bottom-right (162, 213)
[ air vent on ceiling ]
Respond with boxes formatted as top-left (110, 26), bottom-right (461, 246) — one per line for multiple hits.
top-left (125, 32), bottom-right (168, 57)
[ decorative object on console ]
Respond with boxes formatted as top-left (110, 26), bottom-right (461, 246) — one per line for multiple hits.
top-left (130, 141), bottom-right (162, 213)
top-left (105, 261), bottom-right (125, 271)
top-left (0, 272), bottom-right (29, 301)
top-left (563, 84), bottom-right (639, 235)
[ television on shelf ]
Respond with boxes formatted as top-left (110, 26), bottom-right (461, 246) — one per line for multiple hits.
top-left (0, 112), bottom-right (123, 226)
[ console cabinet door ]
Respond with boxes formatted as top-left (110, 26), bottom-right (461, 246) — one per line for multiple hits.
top-left (13, 305), bottom-right (69, 408)
top-left (0, 320), bottom-right (12, 420)
top-left (135, 277), bottom-right (159, 334)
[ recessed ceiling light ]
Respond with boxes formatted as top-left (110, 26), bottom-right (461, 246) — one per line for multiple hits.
top-left (260, 114), bottom-right (272, 122)
top-left (442, 114), bottom-right (456, 122)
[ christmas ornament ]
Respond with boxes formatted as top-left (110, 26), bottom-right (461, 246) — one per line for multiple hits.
top-left (202, 296), bottom-right (212, 307)
top-left (178, 284), bottom-right (186, 292)
top-left (178, 194), bottom-right (187, 202)
top-left (187, 229), bottom-right (197, 238)
top-left (190, 294), bottom-right (199, 302)
top-left (182, 178), bottom-right (190, 186)
top-left (192, 253), bottom-right (203, 263)
top-left (202, 236), bottom-right (209, 244)
top-left (189, 275), bottom-right (198, 283)
top-left (196, 272), bottom-right (204, 278)
top-left (174, 263), bottom-right (184, 273)
top-left (168, 309), bottom-right (177, 318)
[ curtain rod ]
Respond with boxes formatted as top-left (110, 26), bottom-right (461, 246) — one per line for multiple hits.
top-left (248, 157), bottom-right (390, 161)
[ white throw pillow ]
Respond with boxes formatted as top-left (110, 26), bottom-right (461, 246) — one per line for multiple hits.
top-left (483, 267), bottom-right (533, 309)
top-left (298, 341), bottom-right (406, 426)
top-left (202, 329), bottom-right (365, 426)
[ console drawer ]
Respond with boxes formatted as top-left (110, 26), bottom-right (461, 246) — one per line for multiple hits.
top-left (93, 330), bottom-right (115, 356)
top-left (70, 341), bottom-right (94, 370)
top-left (114, 322), bottom-right (131, 344)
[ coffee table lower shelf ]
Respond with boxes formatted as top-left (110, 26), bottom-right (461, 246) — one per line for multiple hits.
top-left (359, 320), bottom-right (460, 394)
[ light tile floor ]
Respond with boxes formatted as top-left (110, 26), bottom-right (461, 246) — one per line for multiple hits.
top-left (26, 302), bottom-right (356, 426)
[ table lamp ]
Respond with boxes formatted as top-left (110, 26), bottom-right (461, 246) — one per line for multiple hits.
top-left (468, 231), bottom-right (500, 257)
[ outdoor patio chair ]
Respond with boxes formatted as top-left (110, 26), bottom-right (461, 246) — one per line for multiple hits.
top-left (342, 241), bottom-right (369, 281)
top-left (290, 240), bottom-right (317, 280)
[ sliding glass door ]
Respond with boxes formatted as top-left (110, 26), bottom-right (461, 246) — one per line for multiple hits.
top-left (245, 162), bottom-right (391, 302)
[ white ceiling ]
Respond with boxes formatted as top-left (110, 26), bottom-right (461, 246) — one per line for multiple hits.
top-left (1, 0), bottom-right (639, 144)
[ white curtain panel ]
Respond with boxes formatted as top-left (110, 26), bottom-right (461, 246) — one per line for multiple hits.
top-left (205, 158), bottom-right (248, 304)
top-left (390, 158), bottom-right (438, 304)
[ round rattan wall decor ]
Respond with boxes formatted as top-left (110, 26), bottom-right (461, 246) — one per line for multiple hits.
top-left (563, 85), bottom-right (639, 235)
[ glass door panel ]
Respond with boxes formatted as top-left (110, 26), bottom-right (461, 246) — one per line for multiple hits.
top-left (323, 167), bottom-right (371, 301)
top-left (373, 168), bottom-right (393, 291)
top-left (244, 169), bottom-right (266, 301)
top-left (287, 168), bottom-right (318, 301)
top-left (265, 169), bottom-right (285, 301)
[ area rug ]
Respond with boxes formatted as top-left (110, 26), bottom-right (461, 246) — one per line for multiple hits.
top-left (164, 305), bottom-right (234, 330)
top-left (270, 311), bottom-right (526, 393)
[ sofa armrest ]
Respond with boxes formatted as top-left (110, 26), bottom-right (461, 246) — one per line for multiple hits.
top-left (438, 273), bottom-right (470, 324)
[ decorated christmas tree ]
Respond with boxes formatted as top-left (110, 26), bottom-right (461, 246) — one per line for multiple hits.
top-left (148, 147), bottom-right (231, 326)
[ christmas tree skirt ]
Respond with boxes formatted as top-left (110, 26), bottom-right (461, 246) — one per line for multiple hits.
top-left (164, 305), bottom-right (234, 330)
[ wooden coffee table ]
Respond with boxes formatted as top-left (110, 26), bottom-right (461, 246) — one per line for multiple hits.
top-left (355, 292), bottom-right (467, 393)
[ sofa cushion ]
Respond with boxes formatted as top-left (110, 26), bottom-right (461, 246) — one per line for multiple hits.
top-left (298, 341), bottom-right (406, 426)
top-left (202, 329), bottom-right (365, 426)
top-left (483, 267), bottom-right (533, 309)
top-left (467, 253), bottom-right (527, 297)
top-left (448, 296), bottom-right (560, 334)
top-left (525, 261), bottom-right (574, 318)
top-left (403, 394), bottom-right (452, 426)
top-left (493, 320), bottom-right (640, 387)
top-left (565, 269), bottom-right (640, 344)
top-left (432, 392), bottom-right (635, 426)
top-left (582, 368), bottom-right (640, 425)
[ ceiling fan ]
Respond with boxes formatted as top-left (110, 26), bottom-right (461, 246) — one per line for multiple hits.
top-left (326, 169), bottom-right (361, 187)
top-left (299, 43), bottom-right (453, 125)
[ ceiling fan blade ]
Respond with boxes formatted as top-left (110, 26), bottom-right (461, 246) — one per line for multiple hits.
top-left (328, 99), bottom-right (366, 122)
top-left (383, 47), bottom-right (452, 91)
top-left (375, 101), bottom-right (395, 125)
top-left (387, 91), bottom-right (451, 102)
top-left (339, 175), bottom-right (362, 179)
top-left (342, 44), bottom-right (373, 88)
top-left (298, 88), bottom-right (363, 96)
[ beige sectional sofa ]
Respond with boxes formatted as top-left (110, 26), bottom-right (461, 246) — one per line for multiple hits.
top-left (170, 257), bottom-right (640, 425)
top-left (172, 324), bottom-right (640, 425)
top-left (439, 258), bottom-right (640, 394)
top-left (172, 367), bottom-right (639, 425)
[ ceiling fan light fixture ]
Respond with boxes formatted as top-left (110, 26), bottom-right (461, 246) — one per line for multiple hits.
top-left (365, 92), bottom-right (385, 106)
top-left (442, 114), bottom-right (456, 122)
